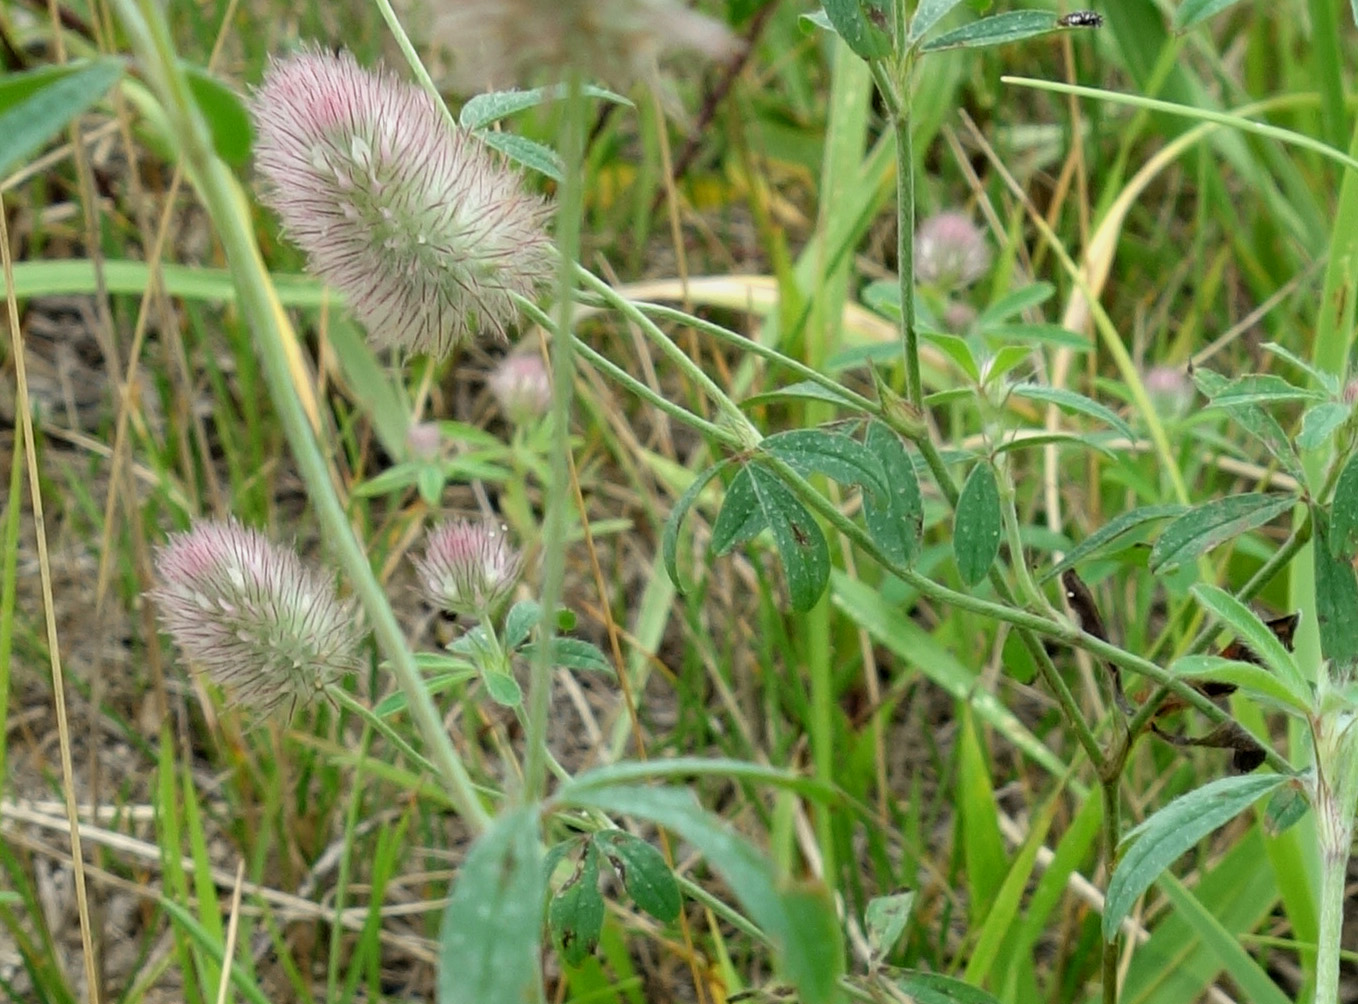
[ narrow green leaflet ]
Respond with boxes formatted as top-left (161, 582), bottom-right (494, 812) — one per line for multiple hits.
top-left (0, 58), bottom-right (125, 179)
top-left (748, 465), bottom-right (831, 611)
top-left (741, 380), bottom-right (869, 412)
top-left (894, 971), bottom-right (1004, 1004)
top-left (183, 64), bottom-right (251, 167)
top-left (908, 0), bottom-right (966, 41)
top-left (504, 600), bottom-right (542, 649)
top-left (558, 784), bottom-right (844, 1004)
top-left (921, 10), bottom-right (1058, 51)
top-left (954, 463), bottom-right (1002, 586)
top-left (596, 831), bottom-right (681, 921)
top-left (1328, 452), bottom-right (1358, 559)
top-left (1102, 773), bottom-right (1289, 942)
top-left (1190, 583), bottom-right (1308, 704)
top-left (1148, 493), bottom-right (1297, 573)
top-left (981, 344), bottom-right (1035, 386)
top-left (520, 637), bottom-right (614, 674)
top-left (1009, 384), bottom-right (1135, 441)
top-left (1262, 342), bottom-right (1340, 395)
top-left (1173, 0), bottom-right (1249, 31)
top-left (1313, 508), bottom-right (1358, 671)
top-left (980, 323), bottom-right (1090, 351)
top-left (1264, 784), bottom-right (1309, 837)
top-left (1297, 402), bottom-right (1348, 450)
top-left (549, 844), bottom-right (604, 967)
top-left (820, 0), bottom-right (894, 58)
top-left (763, 429), bottom-right (890, 499)
top-left (1203, 373), bottom-right (1327, 407)
top-left (482, 668), bottom-right (523, 707)
top-left (438, 807), bottom-right (545, 1004)
top-left (862, 423), bottom-right (923, 567)
top-left (662, 461), bottom-right (730, 594)
top-left (459, 83), bottom-right (630, 130)
top-left (711, 465), bottom-right (766, 555)
top-left (477, 130), bottom-right (563, 180)
top-left (993, 431), bottom-right (1116, 459)
top-left (1170, 655), bottom-right (1308, 714)
top-left (1192, 368), bottom-right (1305, 483)
top-left (974, 281), bottom-right (1054, 325)
top-left (1040, 504), bottom-right (1187, 583)
top-left (864, 891), bottom-right (914, 960)
top-left (922, 331), bottom-right (980, 382)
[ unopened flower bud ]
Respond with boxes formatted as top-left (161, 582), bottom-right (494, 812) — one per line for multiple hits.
top-left (489, 351), bottom-right (551, 423)
top-left (149, 520), bottom-right (362, 717)
top-left (414, 521), bottom-right (523, 619)
top-left (406, 421), bottom-right (444, 461)
top-left (914, 212), bottom-right (991, 290)
top-left (251, 48), bottom-right (555, 357)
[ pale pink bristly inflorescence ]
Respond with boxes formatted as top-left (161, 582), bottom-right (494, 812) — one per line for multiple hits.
top-left (250, 48), bottom-right (554, 357)
top-left (414, 520), bottom-right (524, 620)
top-left (150, 519), bottom-right (362, 717)
top-left (914, 211), bottom-right (991, 290)
top-left (432, 0), bottom-right (740, 91)
top-left (488, 350), bottom-right (552, 423)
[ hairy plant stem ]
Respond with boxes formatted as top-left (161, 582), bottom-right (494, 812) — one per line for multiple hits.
top-left (1309, 674), bottom-right (1358, 1002)
top-left (1100, 781), bottom-right (1122, 1004)
top-left (112, 0), bottom-right (491, 832)
top-left (525, 72), bottom-right (586, 803)
top-left (874, 49), bottom-right (922, 408)
top-left (1313, 772), bottom-right (1354, 1004)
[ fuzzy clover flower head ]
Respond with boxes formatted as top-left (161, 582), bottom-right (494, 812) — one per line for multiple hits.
top-left (489, 349), bottom-right (551, 424)
top-left (433, 0), bottom-right (739, 91)
top-left (250, 48), bottom-right (555, 357)
top-left (914, 212), bottom-right (991, 290)
top-left (149, 520), bottom-right (362, 718)
top-left (1144, 364), bottom-right (1193, 420)
top-left (414, 520), bottom-right (523, 620)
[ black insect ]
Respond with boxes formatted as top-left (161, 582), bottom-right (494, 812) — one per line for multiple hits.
top-left (1058, 10), bottom-right (1104, 27)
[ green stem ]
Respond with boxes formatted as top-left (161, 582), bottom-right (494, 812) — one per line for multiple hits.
top-left (515, 295), bottom-right (739, 445)
top-left (371, 0), bottom-right (456, 130)
top-left (573, 266), bottom-right (761, 446)
top-left (524, 72), bottom-right (586, 803)
top-left (1312, 773), bottom-right (1355, 1004)
top-left (113, 0), bottom-right (490, 832)
top-left (1101, 781), bottom-right (1121, 1004)
top-left (626, 301), bottom-right (880, 414)
top-left (890, 55), bottom-right (921, 407)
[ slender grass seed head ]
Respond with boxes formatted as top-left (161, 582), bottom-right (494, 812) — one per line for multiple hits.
top-left (149, 520), bottom-right (363, 718)
top-left (415, 520), bottom-right (524, 620)
top-left (251, 48), bottom-right (554, 357)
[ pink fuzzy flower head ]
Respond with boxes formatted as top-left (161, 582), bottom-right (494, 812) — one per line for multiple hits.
top-left (488, 350), bottom-right (551, 424)
top-left (1144, 364), bottom-right (1193, 420)
top-left (251, 48), bottom-right (555, 357)
top-left (149, 520), bottom-right (362, 718)
top-left (914, 212), bottom-right (991, 290)
top-left (432, 0), bottom-right (739, 91)
top-left (414, 520), bottom-right (523, 619)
